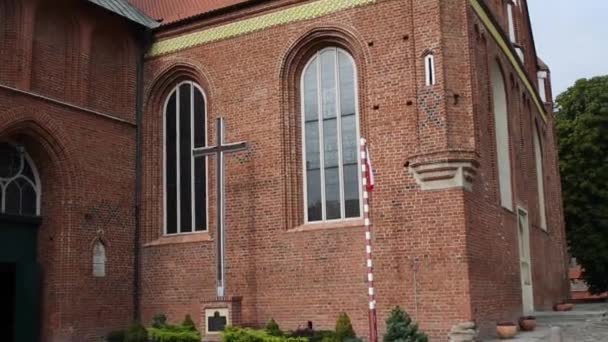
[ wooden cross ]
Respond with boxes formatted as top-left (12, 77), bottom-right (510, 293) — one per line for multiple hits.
top-left (193, 117), bottom-right (247, 297)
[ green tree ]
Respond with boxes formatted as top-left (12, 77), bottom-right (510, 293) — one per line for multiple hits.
top-left (383, 307), bottom-right (427, 342)
top-left (556, 75), bottom-right (608, 294)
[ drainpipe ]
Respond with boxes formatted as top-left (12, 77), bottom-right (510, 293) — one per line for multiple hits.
top-left (134, 28), bottom-right (153, 322)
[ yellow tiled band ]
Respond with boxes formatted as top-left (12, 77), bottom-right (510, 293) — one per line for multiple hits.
top-left (470, 0), bottom-right (548, 122)
top-left (147, 0), bottom-right (376, 58)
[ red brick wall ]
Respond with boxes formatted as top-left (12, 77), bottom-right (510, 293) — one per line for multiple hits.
top-left (141, 0), bottom-right (474, 339)
top-left (0, 0), bottom-right (140, 340)
top-left (466, 4), bottom-right (569, 336)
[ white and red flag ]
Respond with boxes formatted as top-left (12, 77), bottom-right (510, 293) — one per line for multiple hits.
top-left (365, 144), bottom-right (375, 192)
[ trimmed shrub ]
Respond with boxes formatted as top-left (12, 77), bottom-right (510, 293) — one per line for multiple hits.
top-left (223, 326), bottom-right (308, 342)
top-left (335, 313), bottom-right (356, 341)
top-left (124, 322), bottom-right (148, 342)
top-left (106, 330), bottom-right (125, 342)
top-left (182, 314), bottom-right (197, 332)
top-left (153, 313), bottom-right (168, 328)
top-left (265, 319), bottom-right (283, 336)
top-left (383, 307), bottom-right (428, 342)
top-left (148, 326), bottom-right (201, 342)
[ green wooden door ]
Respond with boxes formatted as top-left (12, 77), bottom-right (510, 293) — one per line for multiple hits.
top-left (0, 218), bottom-right (41, 342)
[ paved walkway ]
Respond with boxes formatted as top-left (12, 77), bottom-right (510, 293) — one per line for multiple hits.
top-left (485, 303), bottom-right (608, 341)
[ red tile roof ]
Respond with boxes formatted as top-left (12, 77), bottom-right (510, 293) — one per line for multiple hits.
top-left (128, 0), bottom-right (251, 25)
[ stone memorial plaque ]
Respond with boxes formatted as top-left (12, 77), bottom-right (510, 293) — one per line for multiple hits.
top-left (205, 308), bottom-right (229, 334)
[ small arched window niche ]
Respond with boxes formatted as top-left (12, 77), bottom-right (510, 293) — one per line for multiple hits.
top-left (93, 240), bottom-right (107, 277)
top-left (0, 142), bottom-right (41, 216)
top-left (424, 53), bottom-right (436, 86)
top-left (163, 81), bottom-right (208, 234)
top-left (301, 47), bottom-right (362, 223)
top-left (491, 62), bottom-right (513, 210)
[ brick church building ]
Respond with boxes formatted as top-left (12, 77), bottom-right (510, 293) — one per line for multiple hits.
top-left (0, 0), bottom-right (569, 341)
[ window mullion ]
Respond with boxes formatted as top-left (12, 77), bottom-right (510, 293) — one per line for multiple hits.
top-left (176, 86), bottom-right (181, 233)
top-left (335, 49), bottom-right (345, 220)
top-left (317, 56), bottom-right (326, 221)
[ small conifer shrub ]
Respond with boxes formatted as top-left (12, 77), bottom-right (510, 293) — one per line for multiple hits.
top-left (383, 307), bottom-right (428, 342)
top-left (335, 313), bottom-right (356, 341)
top-left (265, 318), bottom-right (283, 336)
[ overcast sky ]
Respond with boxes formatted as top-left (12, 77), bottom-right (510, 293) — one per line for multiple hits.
top-left (528, 0), bottom-right (608, 98)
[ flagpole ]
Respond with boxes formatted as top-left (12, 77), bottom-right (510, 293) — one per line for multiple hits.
top-left (360, 138), bottom-right (378, 342)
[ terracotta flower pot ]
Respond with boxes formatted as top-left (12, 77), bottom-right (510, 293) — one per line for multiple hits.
top-left (518, 316), bottom-right (536, 331)
top-left (496, 322), bottom-right (518, 339)
top-left (553, 303), bottom-right (574, 311)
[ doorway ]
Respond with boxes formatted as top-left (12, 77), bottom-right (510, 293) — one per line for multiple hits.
top-left (517, 208), bottom-right (534, 314)
top-left (0, 263), bottom-right (16, 342)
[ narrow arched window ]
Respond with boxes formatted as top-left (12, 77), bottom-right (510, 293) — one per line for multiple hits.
top-left (491, 62), bottom-right (513, 210)
top-left (93, 240), bottom-right (106, 277)
top-left (164, 81), bottom-right (207, 234)
top-left (424, 53), bottom-right (436, 86)
top-left (0, 143), bottom-right (41, 216)
top-left (507, 1), bottom-right (517, 43)
top-left (301, 47), bottom-right (361, 222)
top-left (533, 126), bottom-right (547, 230)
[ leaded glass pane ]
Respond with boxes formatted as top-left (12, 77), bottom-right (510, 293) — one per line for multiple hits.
top-left (179, 84), bottom-right (193, 233)
top-left (165, 92), bottom-right (178, 234)
top-left (325, 167), bottom-right (340, 220)
top-left (303, 59), bottom-right (318, 122)
top-left (338, 52), bottom-right (356, 117)
top-left (344, 164), bottom-right (360, 218)
top-left (320, 50), bottom-right (337, 120)
top-left (4, 180), bottom-right (21, 215)
top-left (0, 143), bottom-right (21, 178)
top-left (307, 169), bottom-right (322, 221)
top-left (193, 87), bottom-right (207, 231)
top-left (19, 179), bottom-right (37, 216)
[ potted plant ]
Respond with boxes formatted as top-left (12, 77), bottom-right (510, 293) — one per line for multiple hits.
top-left (518, 316), bottom-right (536, 331)
top-left (496, 322), bottom-right (518, 339)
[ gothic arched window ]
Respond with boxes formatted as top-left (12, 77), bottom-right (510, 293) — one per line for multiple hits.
top-left (164, 82), bottom-right (207, 234)
top-left (0, 143), bottom-right (41, 216)
top-left (491, 62), bottom-right (513, 210)
top-left (533, 126), bottom-right (547, 230)
top-left (301, 47), bottom-right (362, 223)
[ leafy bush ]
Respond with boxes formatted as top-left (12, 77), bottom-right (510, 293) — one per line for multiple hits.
top-left (106, 330), bottom-right (125, 342)
top-left (335, 313), bottom-right (356, 341)
top-left (383, 307), bottom-right (428, 342)
top-left (265, 319), bottom-right (283, 336)
top-left (148, 325), bottom-right (201, 342)
top-left (182, 314), bottom-right (197, 332)
top-left (223, 326), bottom-right (308, 342)
top-left (153, 313), bottom-right (168, 328)
top-left (124, 322), bottom-right (148, 342)
top-left (288, 328), bottom-right (335, 342)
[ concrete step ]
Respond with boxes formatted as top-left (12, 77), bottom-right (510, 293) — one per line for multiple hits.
top-left (532, 310), bottom-right (607, 324)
